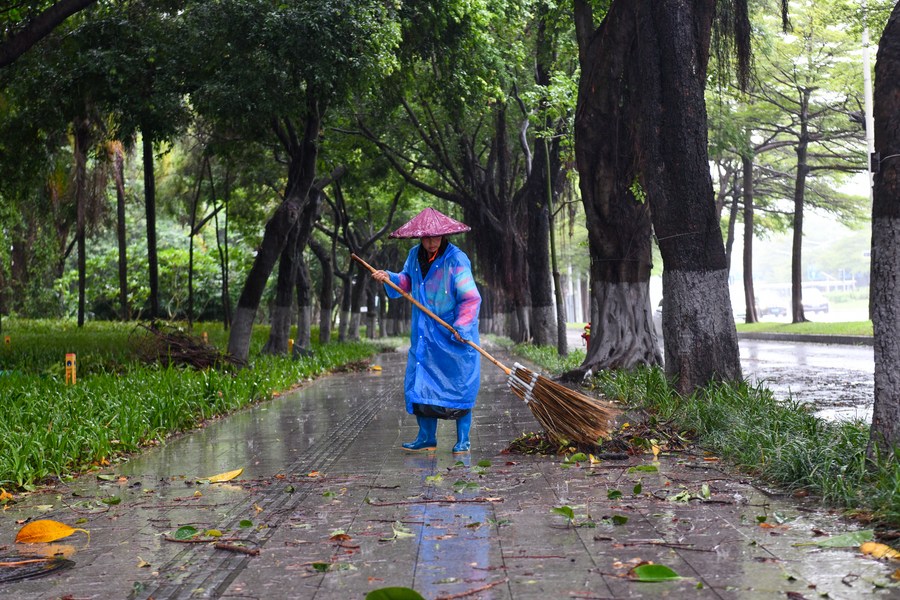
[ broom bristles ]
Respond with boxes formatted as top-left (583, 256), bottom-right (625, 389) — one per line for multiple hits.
top-left (507, 362), bottom-right (619, 446)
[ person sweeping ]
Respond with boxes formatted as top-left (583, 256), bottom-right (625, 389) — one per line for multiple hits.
top-left (370, 208), bottom-right (481, 454)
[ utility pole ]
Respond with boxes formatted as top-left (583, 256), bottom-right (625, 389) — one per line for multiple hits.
top-left (863, 0), bottom-right (875, 201)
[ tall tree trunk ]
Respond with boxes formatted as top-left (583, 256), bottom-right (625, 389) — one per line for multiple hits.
top-left (262, 222), bottom-right (300, 355)
top-left (741, 154), bottom-right (759, 323)
top-left (635, 0), bottom-right (741, 394)
top-left (570, 0), bottom-right (661, 378)
top-left (187, 159), bottom-right (204, 330)
top-left (264, 187), bottom-right (321, 354)
top-left (869, 4), bottom-right (900, 456)
top-left (74, 117), bottom-right (90, 327)
top-left (790, 90), bottom-right (811, 323)
top-left (309, 238), bottom-right (333, 344)
top-left (112, 142), bottom-right (129, 321)
top-left (227, 106), bottom-right (321, 362)
top-left (337, 277), bottom-right (351, 342)
top-left (365, 286), bottom-right (377, 339)
top-left (348, 264), bottom-right (368, 341)
top-left (142, 133), bottom-right (159, 320)
top-left (522, 9), bottom-right (559, 347)
top-left (723, 174), bottom-right (739, 271)
top-left (294, 253), bottom-right (313, 355)
top-left (214, 181), bottom-right (231, 329)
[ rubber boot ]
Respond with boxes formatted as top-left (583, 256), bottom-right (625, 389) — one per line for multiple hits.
top-left (452, 411), bottom-right (472, 454)
top-left (402, 416), bottom-right (437, 452)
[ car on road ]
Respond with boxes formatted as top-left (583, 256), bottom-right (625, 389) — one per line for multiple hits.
top-left (757, 293), bottom-right (788, 317)
top-left (802, 288), bottom-right (830, 314)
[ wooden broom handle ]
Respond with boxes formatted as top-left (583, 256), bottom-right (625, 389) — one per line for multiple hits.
top-left (351, 253), bottom-right (511, 375)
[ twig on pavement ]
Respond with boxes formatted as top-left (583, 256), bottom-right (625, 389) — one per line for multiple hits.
top-left (214, 542), bottom-right (260, 556)
top-left (434, 577), bottom-right (508, 599)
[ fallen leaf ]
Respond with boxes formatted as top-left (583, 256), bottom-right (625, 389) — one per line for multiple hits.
top-left (795, 530), bottom-right (873, 548)
top-left (137, 556), bottom-right (151, 568)
top-left (308, 471), bottom-right (320, 478)
top-left (861, 541), bottom-right (900, 559)
top-left (629, 563), bottom-right (681, 582)
top-left (0, 489), bottom-right (13, 502)
top-left (15, 520), bottom-right (89, 544)
top-left (369, 365), bottom-right (382, 371)
top-left (174, 525), bottom-right (199, 540)
top-left (207, 468), bottom-right (244, 483)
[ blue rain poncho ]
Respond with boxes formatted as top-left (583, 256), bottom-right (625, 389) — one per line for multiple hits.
top-left (384, 243), bottom-right (482, 414)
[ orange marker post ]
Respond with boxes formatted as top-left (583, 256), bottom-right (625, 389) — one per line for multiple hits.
top-left (65, 353), bottom-right (77, 385)
top-left (288, 338), bottom-right (294, 355)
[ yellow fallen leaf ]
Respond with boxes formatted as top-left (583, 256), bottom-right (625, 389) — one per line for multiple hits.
top-left (0, 489), bottom-right (13, 502)
top-left (651, 445), bottom-right (660, 459)
top-left (207, 468), bottom-right (243, 483)
top-left (861, 541), bottom-right (900, 559)
top-left (369, 365), bottom-right (382, 371)
top-left (137, 556), bottom-right (151, 568)
top-left (15, 520), bottom-right (89, 544)
top-left (892, 568), bottom-right (900, 580)
top-left (193, 490), bottom-right (203, 497)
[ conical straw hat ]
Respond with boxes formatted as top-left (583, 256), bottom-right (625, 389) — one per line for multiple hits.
top-left (389, 208), bottom-right (471, 239)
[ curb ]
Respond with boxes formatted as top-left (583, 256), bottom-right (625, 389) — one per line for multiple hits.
top-left (737, 331), bottom-right (874, 346)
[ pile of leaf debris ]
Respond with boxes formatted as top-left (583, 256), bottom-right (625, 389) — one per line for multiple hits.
top-left (505, 412), bottom-right (695, 458)
top-left (131, 322), bottom-right (246, 370)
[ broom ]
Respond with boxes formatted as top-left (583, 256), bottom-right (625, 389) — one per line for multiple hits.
top-left (351, 254), bottom-right (619, 446)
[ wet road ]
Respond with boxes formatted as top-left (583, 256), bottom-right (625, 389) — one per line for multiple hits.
top-left (2, 341), bottom-right (894, 599)
top-left (740, 339), bottom-right (874, 422)
top-left (570, 331), bottom-right (875, 422)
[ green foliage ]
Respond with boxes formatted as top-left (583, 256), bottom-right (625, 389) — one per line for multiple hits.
top-left (500, 338), bottom-right (585, 375)
top-left (590, 365), bottom-right (900, 527)
top-left (366, 588), bottom-right (425, 600)
top-left (0, 319), bottom-right (381, 488)
top-left (180, 0), bottom-right (400, 134)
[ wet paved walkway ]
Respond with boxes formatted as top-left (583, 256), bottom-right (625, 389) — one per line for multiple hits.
top-left (1, 344), bottom-right (895, 599)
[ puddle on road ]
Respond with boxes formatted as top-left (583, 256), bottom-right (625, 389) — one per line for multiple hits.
top-left (748, 366), bottom-right (873, 422)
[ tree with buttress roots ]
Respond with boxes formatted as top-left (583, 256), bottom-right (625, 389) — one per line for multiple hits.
top-left (869, 3), bottom-right (900, 456)
top-left (571, 0), bottom-right (769, 393)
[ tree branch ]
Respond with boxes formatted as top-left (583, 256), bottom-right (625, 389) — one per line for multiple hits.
top-left (0, 0), bottom-right (97, 68)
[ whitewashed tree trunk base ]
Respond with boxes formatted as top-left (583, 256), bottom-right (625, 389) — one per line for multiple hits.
top-left (575, 281), bottom-right (661, 378)
top-left (531, 305), bottom-right (555, 346)
top-left (662, 269), bottom-right (742, 394)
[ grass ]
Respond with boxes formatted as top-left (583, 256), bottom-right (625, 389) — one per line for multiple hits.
top-left (0, 318), bottom-right (390, 490)
top-left (510, 341), bottom-right (900, 529)
top-left (736, 320), bottom-right (873, 336)
top-left (486, 335), bottom-right (586, 374)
